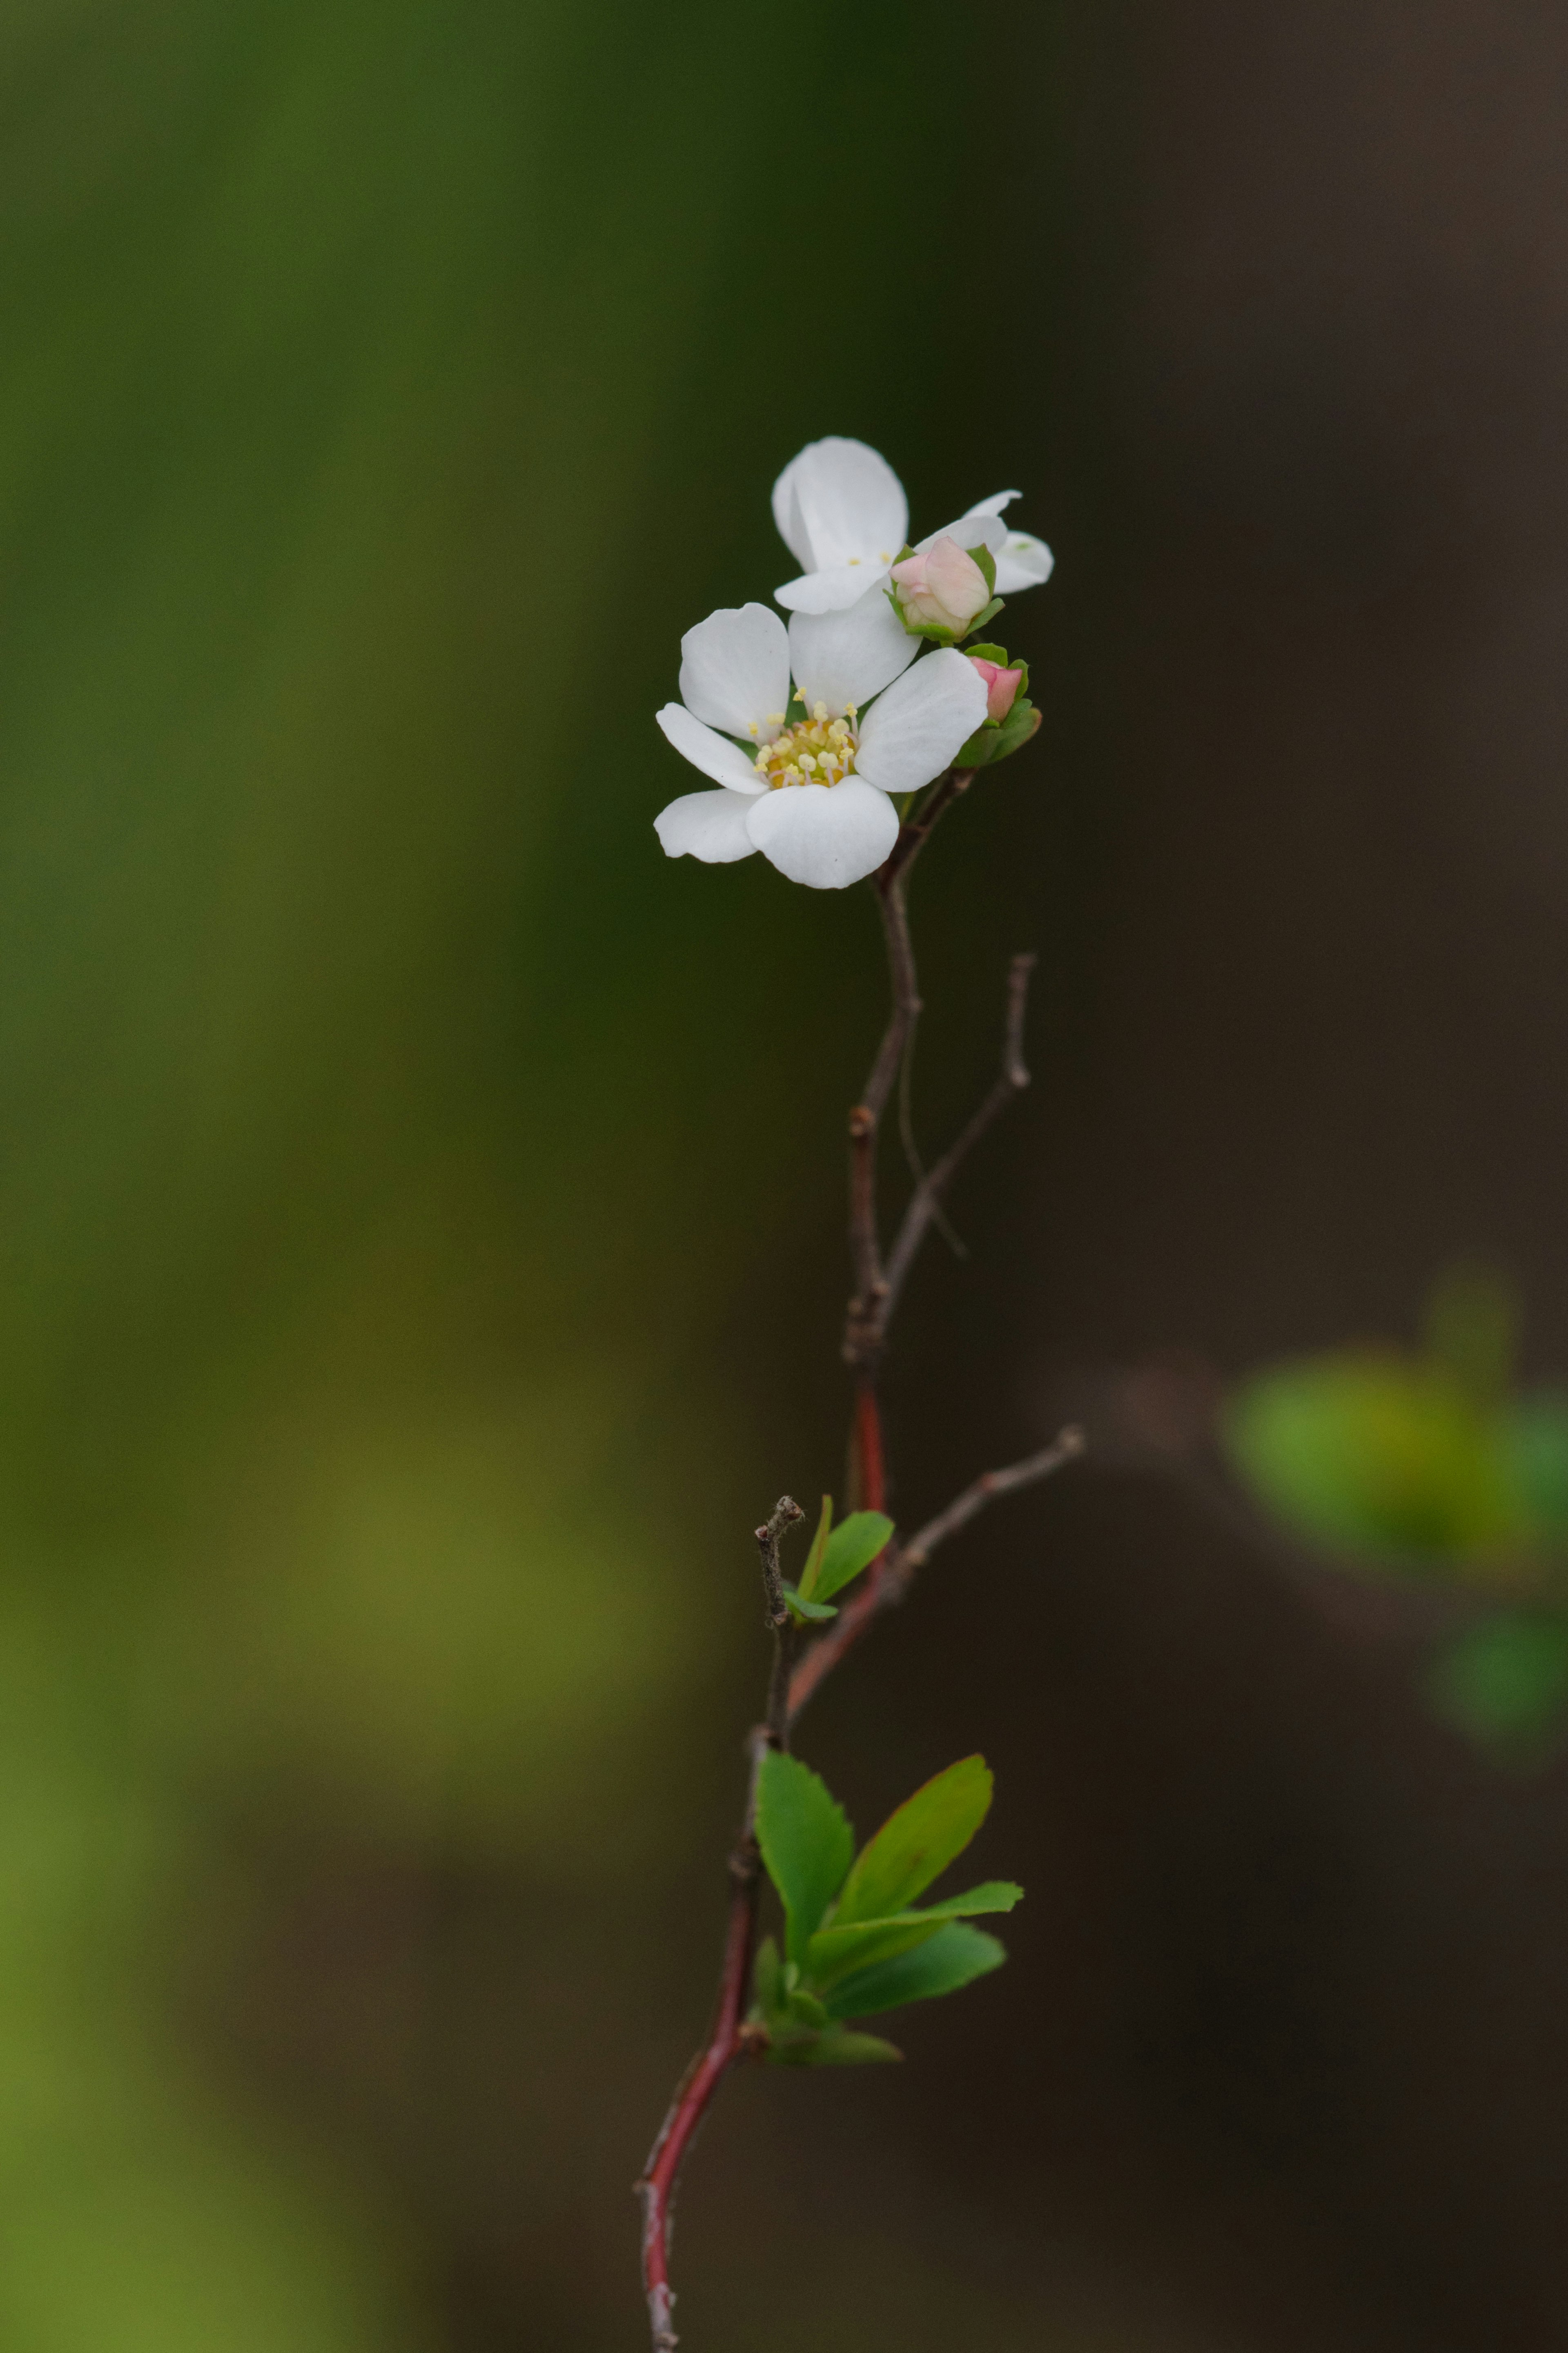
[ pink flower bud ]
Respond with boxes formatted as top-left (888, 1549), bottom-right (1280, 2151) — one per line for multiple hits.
top-left (968, 656), bottom-right (1024, 723)
top-left (890, 536), bottom-right (991, 636)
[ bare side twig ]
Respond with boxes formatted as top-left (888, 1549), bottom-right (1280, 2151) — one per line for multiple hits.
top-left (638, 1496), bottom-right (803, 2352)
top-left (883, 952), bottom-right (1036, 1319)
top-left (786, 1425), bottom-right (1085, 1722)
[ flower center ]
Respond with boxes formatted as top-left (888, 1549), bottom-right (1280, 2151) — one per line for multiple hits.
top-left (753, 703), bottom-right (858, 790)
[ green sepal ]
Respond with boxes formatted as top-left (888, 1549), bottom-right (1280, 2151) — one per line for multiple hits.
top-left (812, 1510), bottom-right (893, 1604)
top-left (797, 1494), bottom-right (833, 1600)
top-left (755, 1753), bottom-right (854, 1967)
top-left (824, 1923), bottom-right (1008, 2021)
top-left (966, 542), bottom-right (997, 595)
top-left (806, 1880), bottom-right (1023, 1985)
top-left (832, 1755), bottom-right (993, 1927)
top-left (781, 1582), bottom-right (837, 1626)
top-left (767, 2027), bottom-right (904, 2067)
top-left (958, 696), bottom-right (1040, 770)
top-left (960, 595), bottom-right (1005, 640)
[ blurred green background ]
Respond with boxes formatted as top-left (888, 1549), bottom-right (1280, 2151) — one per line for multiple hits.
top-left (9, 0), bottom-right (1568, 2347)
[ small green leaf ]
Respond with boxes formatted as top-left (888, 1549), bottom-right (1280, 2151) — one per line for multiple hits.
top-left (965, 641), bottom-right (1010, 665)
top-left (812, 1510), bottom-right (893, 1604)
top-left (755, 1752), bottom-right (854, 1966)
top-left (806, 1881), bottom-right (1022, 1985)
top-left (752, 1934), bottom-right (784, 2021)
top-left (833, 1755), bottom-right (993, 1928)
top-left (797, 1495), bottom-right (833, 1600)
top-left (824, 1923), bottom-right (1007, 2020)
top-left (768, 2027), bottom-right (904, 2066)
top-left (1426, 1610), bottom-right (1568, 1761)
top-left (780, 1583), bottom-right (837, 1625)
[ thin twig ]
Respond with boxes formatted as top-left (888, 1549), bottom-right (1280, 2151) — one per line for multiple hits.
top-left (898, 1425), bottom-right (1085, 1568)
top-left (843, 769), bottom-right (976, 1380)
top-left (786, 1425), bottom-right (1085, 1723)
top-left (882, 952), bottom-right (1036, 1320)
top-left (638, 1497), bottom-right (802, 2352)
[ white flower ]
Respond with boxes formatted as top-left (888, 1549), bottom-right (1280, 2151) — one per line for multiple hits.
top-left (771, 438), bottom-right (1054, 613)
top-left (654, 591), bottom-right (988, 890)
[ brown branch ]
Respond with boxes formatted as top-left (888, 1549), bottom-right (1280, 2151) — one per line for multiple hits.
top-left (882, 952), bottom-right (1036, 1320)
top-left (786, 1425), bottom-right (1085, 1724)
top-left (637, 1496), bottom-right (802, 2352)
top-left (898, 1425), bottom-right (1085, 1568)
top-left (843, 769), bottom-right (977, 1381)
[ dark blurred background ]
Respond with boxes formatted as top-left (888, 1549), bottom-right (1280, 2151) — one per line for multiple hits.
top-left (3, 0), bottom-right (1568, 2346)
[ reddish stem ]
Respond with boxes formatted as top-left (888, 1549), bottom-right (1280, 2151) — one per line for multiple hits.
top-left (638, 1857), bottom-right (761, 2351)
top-left (855, 1377), bottom-right (886, 1513)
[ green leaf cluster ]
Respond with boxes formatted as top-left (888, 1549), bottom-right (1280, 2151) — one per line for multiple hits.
top-left (779, 1495), bottom-right (893, 1626)
top-left (1223, 1267), bottom-right (1557, 1572)
top-left (1224, 1263), bottom-right (1568, 1762)
top-left (750, 1751), bottom-right (1019, 2065)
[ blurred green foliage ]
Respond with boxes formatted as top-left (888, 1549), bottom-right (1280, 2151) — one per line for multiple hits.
top-left (1226, 1267), bottom-right (1568, 1762)
top-left (0, 0), bottom-right (1024, 2340)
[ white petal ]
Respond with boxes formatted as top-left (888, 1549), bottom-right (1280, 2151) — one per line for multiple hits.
top-left (918, 508), bottom-right (1009, 558)
top-left (969, 489), bottom-right (1020, 517)
top-left (677, 603), bottom-right (790, 739)
top-left (855, 648), bottom-right (989, 795)
top-left (992, 531), bottom-right (1056, 593)
top-left (771, 453), bottom-right (816, 571)
top-left (654, 789), bottom-right (760, 864)
top-left (774, 562), bottom-right (887, 614)
top-left (744, 779), bottom-right (900, 890)
top-left (785, 437), bottom-right (907, 572)
top-left (788, 582), bottom-right (918, 717)
top-left (656, 703), bottom-right (764, 792)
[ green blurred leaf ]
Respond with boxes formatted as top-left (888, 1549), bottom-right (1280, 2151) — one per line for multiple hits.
top-left (807, 1880), bottom-right (1022, 1986)
top-left (1225, 1352), bottom-right (1522, 1569)
top-left (796, 1495), bottom-right (834, 1601)
top-left (755, 1753), bottom-right (854, 1967)
top-left (1504, 1390), bottom-right (1568, 1546)
top-left (752, 1934), bottom-right (784, 2023)
top-left (768, 2027), bottom-right (904, 2068)
top-left (824, 1923), bottom-right (1008, 2020)
top-left (812, 1510), bottom-right (892, 1604)
top-left (1426, 1610), bottom-right (1568, 1760)
top-left (1424, 1263), bottom-right (1518, 1407)
top-left (780, 1584), bottom-right (837, 1625)
top-left (833, 1755), bottom-right (992, 1928)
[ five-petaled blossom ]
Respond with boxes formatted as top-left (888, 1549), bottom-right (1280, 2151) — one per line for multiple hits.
top-left (654, 591), bottom-right (988, 889)
top-left (770, 437), bottom-right (1054, 614)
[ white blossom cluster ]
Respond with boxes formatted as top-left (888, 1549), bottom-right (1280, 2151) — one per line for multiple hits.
top-left (654, 438), bottom-right (1054, 890)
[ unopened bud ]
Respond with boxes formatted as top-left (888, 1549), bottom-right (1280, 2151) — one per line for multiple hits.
top-left (890, 537), bottom-right (991, 636)
top-left (969, 656), bottom-right (1023, 723)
